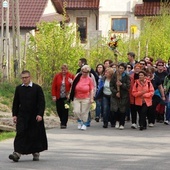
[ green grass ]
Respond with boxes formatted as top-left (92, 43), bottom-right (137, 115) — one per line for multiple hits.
top-left (0, 82), bottom-right (56, 115)
top-left (0, 131), bottom-right (16, 141)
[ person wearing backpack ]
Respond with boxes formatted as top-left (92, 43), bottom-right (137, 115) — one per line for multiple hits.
top-left (132, 70), bottom-right (154, 130)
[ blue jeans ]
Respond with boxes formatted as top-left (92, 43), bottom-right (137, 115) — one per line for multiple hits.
top-left (165, 105), bottom-right (170, 121)
top-left (95, 99), bottom-right (103, 118)
top-left (165, 94), bottom-right (170, 121)
top-left (102, 95), bottom-right (110, 123)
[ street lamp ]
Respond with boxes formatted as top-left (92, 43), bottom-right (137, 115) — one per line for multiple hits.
top-left (3, 0), bottom-right (8, 8)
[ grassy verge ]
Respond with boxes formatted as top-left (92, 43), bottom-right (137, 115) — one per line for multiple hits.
top-left (0, 131), bottom-right (16, 142)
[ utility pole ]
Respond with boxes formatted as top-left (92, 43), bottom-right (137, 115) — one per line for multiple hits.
top-left (12, 0), bottom-right (21, 77)
top-left (1, 0), bottom-right (10, 81)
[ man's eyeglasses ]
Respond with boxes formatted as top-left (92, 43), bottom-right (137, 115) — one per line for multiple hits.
top-left (158, 65), bottom-right (163, 66)
top-left (140, 63), bottom-right (145, 65)
top-left (21, 76), bottom-right (30, 79)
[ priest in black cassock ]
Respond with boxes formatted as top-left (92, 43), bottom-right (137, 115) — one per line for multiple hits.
top-left (9, 70), bottom-right (48, 162)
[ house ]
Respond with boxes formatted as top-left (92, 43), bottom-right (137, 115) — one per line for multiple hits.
top-left (60, 0), bottom-right (167, 45)
top-left (0, 0), bottom-right (65, 37)
top-left (99, 0), bottom-right (142, 39)
top-left (60, 0), bottom-right (100, 48)
top-left (56, 0), bottom-right (142, 47)
top-left (0, 0), bottom-right (65, 79)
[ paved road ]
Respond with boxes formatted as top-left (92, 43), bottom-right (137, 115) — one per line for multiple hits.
top-left (0, 120), bottom-right (170, 170)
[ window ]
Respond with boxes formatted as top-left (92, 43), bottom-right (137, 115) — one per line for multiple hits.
top-left (111, 18), bottom-right (128, 33)
top-left (77, 17), bottom-right (87, 43)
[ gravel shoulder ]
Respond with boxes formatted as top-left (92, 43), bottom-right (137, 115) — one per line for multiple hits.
top-left (0, 111), bottom-right (77, 131)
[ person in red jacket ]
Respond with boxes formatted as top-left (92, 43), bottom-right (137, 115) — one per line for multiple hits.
top-left (51, 64), bottom-right (74, 129)
top-left (132, 70), bottom-right (154, 130)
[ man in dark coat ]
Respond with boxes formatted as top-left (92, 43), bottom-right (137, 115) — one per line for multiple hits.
top-left (9, 70), bottom-right (48, 162)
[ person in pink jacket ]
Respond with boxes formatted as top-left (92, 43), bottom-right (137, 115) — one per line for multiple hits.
top-left (132, 70), bottom-right (154, 130)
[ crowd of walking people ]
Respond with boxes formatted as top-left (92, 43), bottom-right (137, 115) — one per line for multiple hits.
top-left (51, 52), bottom-right (170, 131)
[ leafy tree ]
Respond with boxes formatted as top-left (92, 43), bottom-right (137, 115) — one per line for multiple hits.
top-left (26, 22), bottom-right (85, 88)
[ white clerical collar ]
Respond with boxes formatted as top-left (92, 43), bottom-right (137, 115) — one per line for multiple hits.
top-left (21, 81), bottom-right (33, 87)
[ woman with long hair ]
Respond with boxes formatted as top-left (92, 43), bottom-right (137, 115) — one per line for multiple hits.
top-left (110, 63), bottom-right (130, 130)
top-left (94, 64), bottom-right (105, 122)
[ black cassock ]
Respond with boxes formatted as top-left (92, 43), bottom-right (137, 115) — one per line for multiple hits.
top-left (12, 83), bottom-right (48, 154)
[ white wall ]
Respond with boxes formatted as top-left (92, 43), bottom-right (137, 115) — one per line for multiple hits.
top-left (67, 10), bottom-right (98, 48)
top-left (99, 0), bottom-right (142, 38)
top-left (67, 10), bottom-right (97, 32)
top-left (43, 0), bottom-right (56, 14)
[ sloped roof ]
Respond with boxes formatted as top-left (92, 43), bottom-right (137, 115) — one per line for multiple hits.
top-left (134, 2), bottom-right (161, 16)
top-left (52, 0), bottom-right (64, 14)
top-left (63, 0), bottom-right (100, 9)
top-left (0, 0), bottom-right (64, 28)
top-left (40, 13), bottom-right (69, 22)
top-left (20, 0), bottom-right (47, 27)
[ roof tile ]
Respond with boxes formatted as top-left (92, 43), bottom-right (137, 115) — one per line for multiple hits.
top-left (64, 0), bottom-right (99, 9)
top-left (134, 2), bottom-right (161, 16)
top-left (0, 0), bottom-right (62, 28)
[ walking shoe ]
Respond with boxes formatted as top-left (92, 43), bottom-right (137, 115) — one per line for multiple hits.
top-left (159, 120), bottom-right (163, 123)
top-left (111, 123), bottom-right (115, 127)
top-left (81, 124), bottom-right (87, 130)
top-left (103, 122), bottom-right (108, 128)
top-left (86, 121), bottom-right (91, 127)
top-left (115, 121), bottom-right (119, 129)
top-left (139, 126), bottom-right (144, 131)
top-left (9, 152), bottom-right (20, 162)
top-left (148, 123), bottom-right (154, 127)
top-left (119, 125), bottom-right (124, 130)
top-left (164, 120), bottom-right (169, 125)
top-left (131, 123), bottom-right (137, 129)
top-left (32, 153), bottom-right (40, 161)
top-left (60, 125), bottom-right (67, 129)
top-left (78, 123), bottom-right (82, 130)
top-left (95, 117), bottom-right (99, 122)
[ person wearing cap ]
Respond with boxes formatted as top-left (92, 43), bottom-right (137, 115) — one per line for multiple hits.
top-left (69, 65), bottom-right (94, 130)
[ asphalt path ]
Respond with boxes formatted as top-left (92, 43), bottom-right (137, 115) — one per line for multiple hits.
top-left (0, 120), bottom-right (170, 170)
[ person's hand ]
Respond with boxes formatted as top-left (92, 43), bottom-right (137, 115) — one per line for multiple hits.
top-left (116, 81), bottom-right (122, 86)
top-left (68, 78), bottom-right (73, 84)
top-left (52, 96), bottom-right (56, 102)
top-left (142, 90), bottom-right (146, 94)
top-left (13, 116), bottom-right (17, 123)
top-left (90, 98), bottom-right (94, 104)
top-left (116, 92), bottom-right (120, 98)
top-left (36, 115), bottom-right (42, 122)
top-left (162, 96), bottom-right (166, 101)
